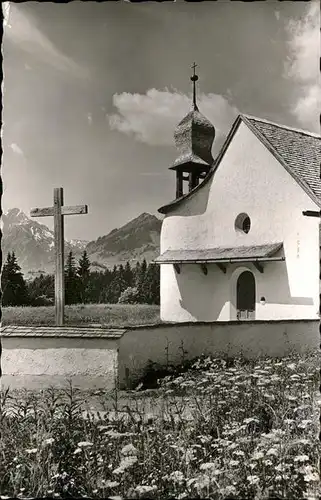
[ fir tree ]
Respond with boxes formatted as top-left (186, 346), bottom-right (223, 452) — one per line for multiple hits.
top-left (140, 263), bottom-right (160, 304)
top-left (140, 258), bottom-right (147, 279)
top-left (65, 251), bottom-right (80, 305)
top-left (86, 270), bottom-right (105, 304)
top-left (118, 264), bottom-right (125, 282)
top-left (109, 266), bottom-right (127, 303)
top-left (149, 263), bottom-right (160, 304)
top-left (98, 268), bottom-right (113, 303)
top-left (1, 252), bottom-right (29, 306)
top-left (137, 258), bottom-right (148, 302)
top-left (28, 273), bottom-right (54, 306)
top-left (123, 261), bottom-right (134, 288)
top-left (134, 261), bottom-right (141, 286)
top-left (77, 250), bottom-right (91, 303)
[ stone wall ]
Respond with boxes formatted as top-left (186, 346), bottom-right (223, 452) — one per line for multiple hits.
top-left (1, 320), bottom-right (318, 391)
top-left (1, 326), bottom-right (124, 391)
top-left (118, 319), bottom-right (319, 388)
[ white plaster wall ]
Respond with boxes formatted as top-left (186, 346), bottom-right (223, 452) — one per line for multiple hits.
top-left (160, 122), bottom-right (320, 321)
top-left (1, 337), bottom-right (119, 390)
top-left (161, 262), bottom-right (230, 322)
top-left (118, 320), bottom-right (319, 388)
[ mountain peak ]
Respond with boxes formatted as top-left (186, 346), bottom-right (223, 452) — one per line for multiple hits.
top-left (2, 208), bottom-right (162, 274)
top-left (132, 212), bottom-right (159, 223)
top-left (137, 212), bottom-right (154, 219)
top-left (4, 208), bottom-right (29, 225)
top-left (86, 212), bottom-right (162, 268)
top-left (2, 208), bottom-right (89, 274)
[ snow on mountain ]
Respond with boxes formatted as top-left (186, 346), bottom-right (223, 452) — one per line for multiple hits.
top-left (69, 239), bottom-right (88, 250)
top-left (1, 209), bottom-right (162, 275)
top-left (1, 209), bottom-right (88, 275)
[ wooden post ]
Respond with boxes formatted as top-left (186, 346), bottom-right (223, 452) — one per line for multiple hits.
top-left (189, 171), bottom-right (198, 192)
top-left (176, 171), bottom-right (183, 199)
top-left (54, 188), bottom-right (65, 326)
top-left (31, 188), bottom-right (88, 326)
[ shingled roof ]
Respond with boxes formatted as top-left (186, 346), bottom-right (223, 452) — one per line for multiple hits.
top-left (159, 114), bottom-right (321, 214)
top-left (155, 242), bottom-right (284, 264)
top-left (0, 325), bottom-right (126, 338)
top-left (243, 115), bottom-right (321, 206)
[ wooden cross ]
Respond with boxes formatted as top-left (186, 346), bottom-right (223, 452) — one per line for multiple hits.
top-left (30, 188), bottom-right (88, 326)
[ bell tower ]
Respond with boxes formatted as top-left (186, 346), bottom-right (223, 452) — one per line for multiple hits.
top-left (170, 63), bottom-right (215, 199)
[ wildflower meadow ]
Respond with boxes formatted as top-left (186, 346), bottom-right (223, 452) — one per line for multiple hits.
top-left (0, 351), bottom-right (319, 499)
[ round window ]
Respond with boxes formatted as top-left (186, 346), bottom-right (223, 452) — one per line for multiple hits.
top-left (235, 213), bottom-right (251, 234)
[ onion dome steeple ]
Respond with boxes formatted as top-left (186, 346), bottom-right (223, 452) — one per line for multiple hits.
top-left (171, 63), bottom-right (215, 199)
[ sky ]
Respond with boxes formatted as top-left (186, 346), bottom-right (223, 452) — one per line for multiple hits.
top-left (2, 0), bottom-right (320, 241)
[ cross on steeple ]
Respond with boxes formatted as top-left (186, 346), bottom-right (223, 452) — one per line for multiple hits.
top-left (190, 62), bottom-right (199, 110)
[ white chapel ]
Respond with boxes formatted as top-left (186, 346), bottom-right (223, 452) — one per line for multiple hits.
top-left (155, 68), bottom-right (321, 323)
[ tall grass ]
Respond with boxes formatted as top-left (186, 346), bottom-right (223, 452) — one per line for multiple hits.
top-left (1, 303), bottom-right (161, 327)
top-left (1, 352), bottom-right (319, 499)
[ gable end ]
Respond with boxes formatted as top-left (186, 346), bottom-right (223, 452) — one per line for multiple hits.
top-left (158, 114), bottom-right (321, 214)
top-left (242, 116), bottom-right (321, 209)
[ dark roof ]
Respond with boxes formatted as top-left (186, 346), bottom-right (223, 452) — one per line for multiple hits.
top-left (1, 325), bottom-right (126, 338)
top-left (172, 109), bottom-right (215, 170)
top-left (159, 114), bottom-right (321, 214)
top-left (243, 115), bottom-right (321, 206)
top-left (155, 242), bottom-right (284, 264)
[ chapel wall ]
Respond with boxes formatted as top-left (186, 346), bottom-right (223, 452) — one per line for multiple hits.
top-left (161, 259), bottom-right (318, 322)
top-left (160, 121), bottom-right (320, 321)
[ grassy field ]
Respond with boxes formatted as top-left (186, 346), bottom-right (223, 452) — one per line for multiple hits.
top-left (1, 304), bottom-right (161, 327)
top-left (1, 352), bottom-right (319, 499)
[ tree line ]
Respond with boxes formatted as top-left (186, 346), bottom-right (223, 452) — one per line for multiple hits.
top-left (1, 250), bottom-right (160, 307)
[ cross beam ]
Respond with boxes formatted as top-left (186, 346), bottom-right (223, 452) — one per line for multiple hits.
top-left (302, 210), bottom-right (321, 218)
top-left (30, 188), bottom-right (88, 326)
top-left (31, 205), bottom-right (88, 218)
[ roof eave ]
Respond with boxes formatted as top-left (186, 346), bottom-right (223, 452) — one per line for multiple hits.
top-left (154, 242), bottom-right (284, 264)
top-left (154, 256), bottom-right (285, 265)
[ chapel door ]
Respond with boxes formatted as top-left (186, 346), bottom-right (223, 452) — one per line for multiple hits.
top-left (236, 271), bottom-right (256, 320)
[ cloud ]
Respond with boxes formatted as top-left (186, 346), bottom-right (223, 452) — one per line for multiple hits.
top-left (4, 3), bottom-right (90, 80)
top-left (285, 1), bottom-right (320, 132)
top-left (10, 143), bottom-right (24, 156)
top-left (108, 88), bottom-right (239, 148)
